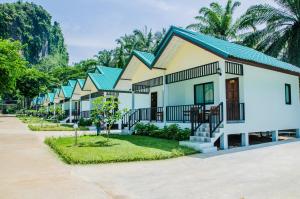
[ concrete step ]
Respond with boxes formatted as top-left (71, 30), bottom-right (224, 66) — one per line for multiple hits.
top-left (195, 132), bottom-right (210, 137)
top-left (179, 141), bottom-right (216, 153)
top-left (190, 136), bottom-right (212, 143)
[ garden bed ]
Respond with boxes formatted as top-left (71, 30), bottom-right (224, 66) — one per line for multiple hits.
top-left (45, 135), bottom-right (197, 164)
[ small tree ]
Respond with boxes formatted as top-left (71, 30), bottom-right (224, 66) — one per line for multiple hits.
top-left (91, 96), bottom-right (126, 137)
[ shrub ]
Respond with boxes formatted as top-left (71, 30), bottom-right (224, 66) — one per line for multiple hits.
top-left (134, 123), bottom-right (191, 141)
top-left (78, 118), bottom-right (93, 127)
top-left (134, 123), bottom-right (159, 136)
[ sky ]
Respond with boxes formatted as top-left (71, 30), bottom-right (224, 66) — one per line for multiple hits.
top-left (0, 0), bottom-right (274, 64)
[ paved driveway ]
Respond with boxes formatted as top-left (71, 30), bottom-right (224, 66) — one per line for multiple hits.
top-left (1, 116), bottom-right (300, 199)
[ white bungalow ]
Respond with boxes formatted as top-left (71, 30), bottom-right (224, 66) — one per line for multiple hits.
top-left (81, 66), bottom-right (132, 129)
top-left (117, 26), bottom-right (300, 152)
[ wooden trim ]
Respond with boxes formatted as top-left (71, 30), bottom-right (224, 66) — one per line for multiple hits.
top-left (120, 78), bottom-right (132, 81)
top-left (152, 67), bottom-right (166, 70)
top-left (227, 57), bottom-right (300, 77)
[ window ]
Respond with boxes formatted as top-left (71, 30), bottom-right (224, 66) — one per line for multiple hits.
top-left (194, 82), bottom-right (214, 104)
top-left (285, 84), bottom-right (291, 105)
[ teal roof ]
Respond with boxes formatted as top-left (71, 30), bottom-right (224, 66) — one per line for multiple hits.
top-left (155, 26), bottom-right (300, 74)
top-left (68, 80), bottom-right (77, 87)
top-left (133, 50), bottom-right (155, 68)
top-left (48, 93), bottom-right (55, 103)
top-left (53, 88), bottom-right (60, 95)
top-left (78, 79), bottom-right (85, 88)
top-left (61, 86), bottom-right (74, 98)
top-left (87, 66), bottom-right (122, 90)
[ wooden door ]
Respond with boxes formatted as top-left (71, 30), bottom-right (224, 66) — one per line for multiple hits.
top-left (151, 92), bottom-right (157, 121)
top-left (226, 78), bottom-right (239, 120)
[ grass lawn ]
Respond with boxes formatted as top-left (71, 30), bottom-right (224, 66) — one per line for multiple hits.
top-left (45, 135), bottom-right (197, 164)
top-left (18, 116), bottom-right (55, 124)
top-left (28, 124), bottom-right (89, 131)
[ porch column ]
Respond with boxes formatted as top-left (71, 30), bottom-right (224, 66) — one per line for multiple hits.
top-left (220, 133), bottom-right (228, 150)
top-left (241, 132), bottom-right (249, 147)
top-left (79, 98), bottom-right (82, 118)
top-left (131, 91), bottom-right (135, 110)
top-left (296, 129), bottom-right (300, 138)
top-left (219, 60), bottom-right (227, 125)
top-left (272, 130), bottom-right (279, 142)
top-left (89, 93), bottom-right (92, 117)
top-left (53, 102), bottom-right (56, 117)
top-left (69, 99), bottom-right (72, 123)
top-left (163, 74), bottom-right (167, 125)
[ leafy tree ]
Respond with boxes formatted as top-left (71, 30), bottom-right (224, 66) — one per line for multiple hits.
top-left (17, 68), bottom-right (51, 107)
top-left (112, 27), bottom-right (165, 67)
top-left (0, 39), bottom-right (26, 97)
top-left (239, 0), bottom-right (300, 66)
top-left (91, 96), bottom-right (126, 137)
top-left (50, 66), bottom-right (85, 85)
top-left (187, 0), bottom-right (242, 41)
top-left (0, 1), bottom-right (68, 65)
top-left (96, 50), bottom-right (114, 67)
top-left (74, 58), bottom-right (98, 73)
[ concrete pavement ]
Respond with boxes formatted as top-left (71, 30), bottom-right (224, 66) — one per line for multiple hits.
top-left (1, 115), bottom-right (300, 199)
top-left (0, 116), bottom-right (111, 199)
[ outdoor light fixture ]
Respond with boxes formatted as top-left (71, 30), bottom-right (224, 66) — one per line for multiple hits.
top-left (217, 67), bottom-right (222, 76)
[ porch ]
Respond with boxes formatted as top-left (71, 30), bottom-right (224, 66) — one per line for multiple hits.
top-left (124, 61), bottom-right (246, 136)
top-left (122, 102), bottom-right (245, 136)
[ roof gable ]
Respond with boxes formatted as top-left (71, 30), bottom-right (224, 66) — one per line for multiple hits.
top-left (85, 66), bottom-right (122, 91)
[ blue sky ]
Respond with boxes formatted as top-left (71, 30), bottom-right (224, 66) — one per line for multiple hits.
top-left (1, 0), bottom-right (273, 64)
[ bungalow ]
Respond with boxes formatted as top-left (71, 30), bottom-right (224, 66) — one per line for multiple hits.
top-left (81, 65), bottom-right (132, 128)
top-left (69, 79), bottom-right (88, 120)
top-left (57, 80), bottom-right (77, 122)
top-left (117, 26), bottom-right (300, 152)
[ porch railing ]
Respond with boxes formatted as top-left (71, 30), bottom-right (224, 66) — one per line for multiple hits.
top-left (128, 109), bottom-right (140, 130)
top-left (139, 107), bottom-right (164, 122)
top-left (81, 111), bottom-right (90, 119)
top-left (190, 105), bottom-right (206, 136)
top-left (209, 102), bottom-right (223, 137)
top-left (227, 102), bottom-right (245, 121)
top-left (166, 104), bottom-right (205, 123)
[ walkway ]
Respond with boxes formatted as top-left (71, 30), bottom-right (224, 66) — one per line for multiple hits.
top-left (0, 116), bottom-right (111, 199)
top-left (1, 116), bottom-right (300, 199)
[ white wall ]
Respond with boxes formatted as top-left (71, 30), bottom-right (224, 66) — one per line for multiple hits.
top-left (167, 75), bottom-right (220, 106)
top-left (225, 64), bottom-right (300, 133)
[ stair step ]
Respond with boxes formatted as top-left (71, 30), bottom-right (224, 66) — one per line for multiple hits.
top-left (179, 141), bottom-right (216, 153)
top-left (190, 136), bottom-right (212, 142)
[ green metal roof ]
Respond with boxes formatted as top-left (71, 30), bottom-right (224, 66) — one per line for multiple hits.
top-left (47, 93), bottom-right (55, 103)
top-left (53, 88), bottom-right (60, 95)
top-left (154, 26), bottom-right (300, 74)
top-left (61, 86), bottom-right (74, 99)
top-left (78, 79), bottom-right (85, 88)
top-left (132, 50), bottom-right (155, 68)
top-left (88, 66), bottom-right (122, 91)
top-left (68, 80), bottom-right (77, 87)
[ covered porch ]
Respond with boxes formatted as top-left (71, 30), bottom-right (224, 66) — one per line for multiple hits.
top-left (123, 61), bottom-right (246, 136)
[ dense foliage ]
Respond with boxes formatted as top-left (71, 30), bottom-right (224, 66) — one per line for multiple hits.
top-left (134, 123), bottom-right (191, 141)
top-left (0, 1), bottom-right (68, 65)
top-left (0, 39), bottom-right (26, 96)
top-left (239, 0), bottom-right (300, 66)
top-left (187, 0), bottom-right (242, 41)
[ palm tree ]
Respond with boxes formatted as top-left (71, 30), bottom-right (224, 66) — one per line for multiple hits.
top-left (113, 27), bottom-right (166, 67)
top-left (239, 0), bottom-right (300, 66)
top-left (187, 0), bottom-right (241, 41)
top-left (96, 50), bottom-right (114, 67)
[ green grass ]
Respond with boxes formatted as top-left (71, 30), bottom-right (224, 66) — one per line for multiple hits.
top-left (45, 135), bottom-right (197, 164)
top-left (18, 116), bottom-right (55, 124)
top-left (28, 124), bottom-right (89, 131)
